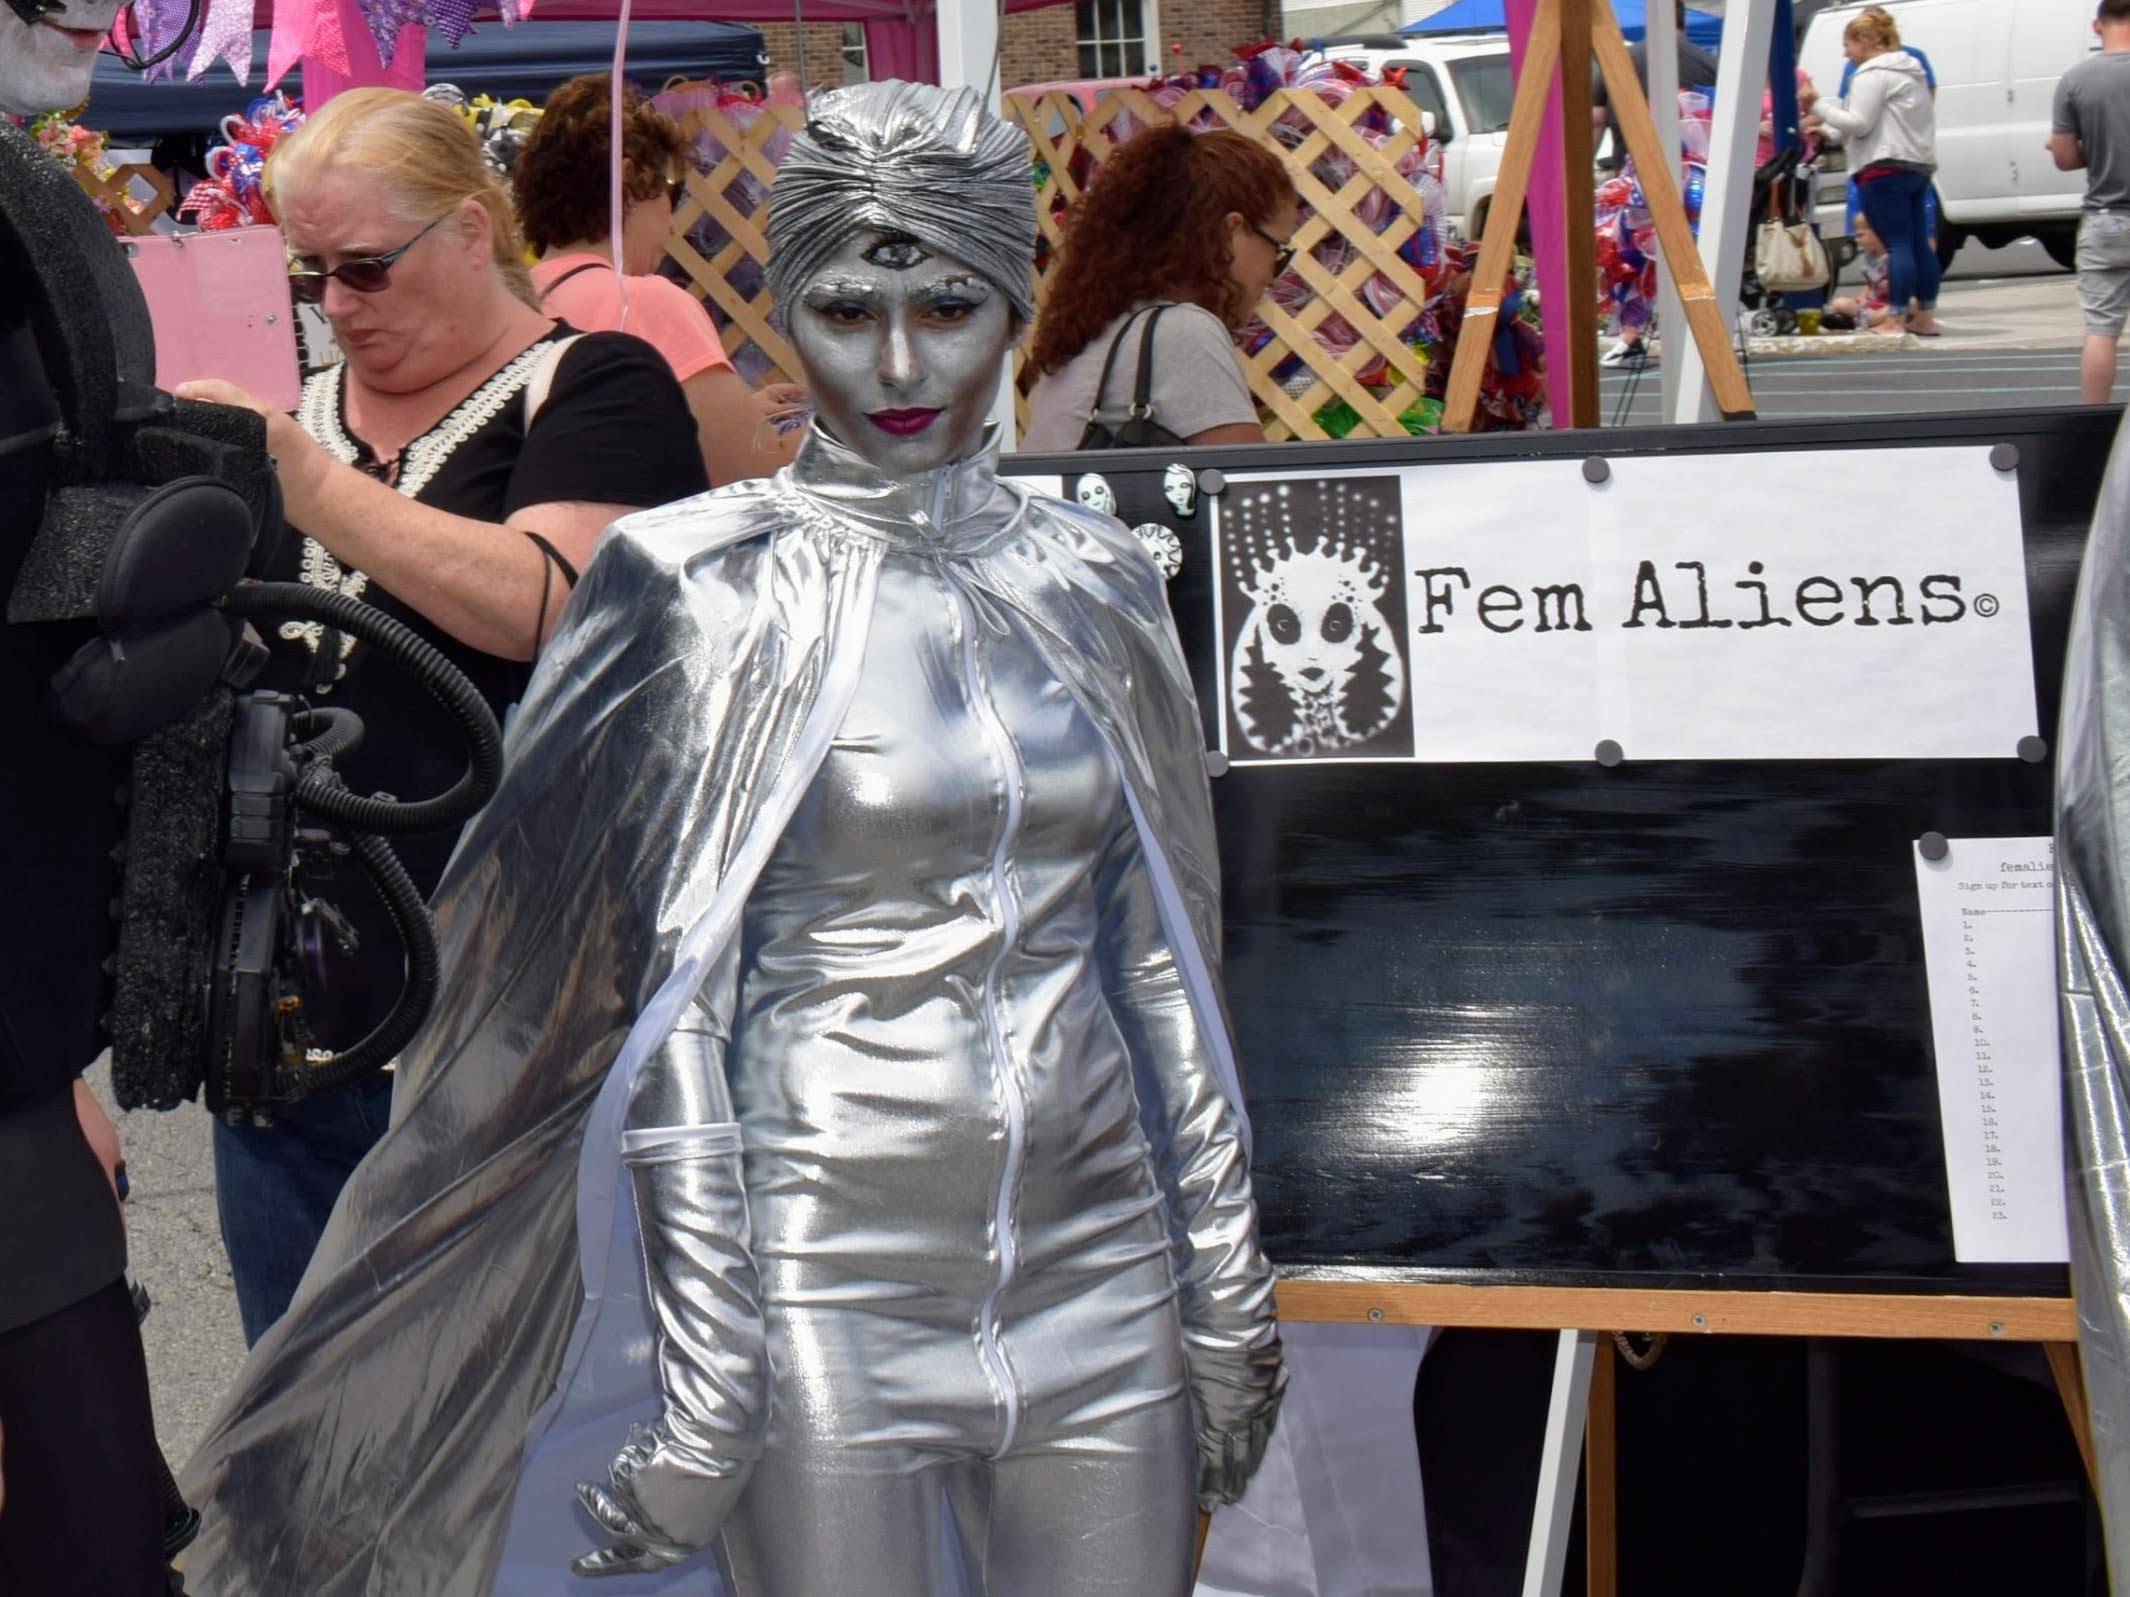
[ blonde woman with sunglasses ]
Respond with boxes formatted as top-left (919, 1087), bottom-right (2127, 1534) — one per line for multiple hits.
top-left (175, 87), bottom-right (709, 1350)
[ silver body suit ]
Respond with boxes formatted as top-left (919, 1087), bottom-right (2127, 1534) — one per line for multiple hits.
top-left (678, 497), bottom-right (1199, 1591)
top-left (2057, 410), bottom-right (2130, 1585)
top-left (178, 427), bottom-right (1282, 1596)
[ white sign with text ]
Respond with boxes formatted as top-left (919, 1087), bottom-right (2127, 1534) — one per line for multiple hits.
top-left (1913, 836), bottom-right (2068, 1264)
top-left (1203, 447), bottom-right (2036, 765)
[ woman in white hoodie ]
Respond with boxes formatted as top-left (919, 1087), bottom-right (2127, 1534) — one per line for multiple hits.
top-left (1811, 9), bottom-right (1941, 335)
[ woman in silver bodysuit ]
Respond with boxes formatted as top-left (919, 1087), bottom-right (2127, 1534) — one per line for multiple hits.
top-left (177, 81), bottom-right (1282, 1597)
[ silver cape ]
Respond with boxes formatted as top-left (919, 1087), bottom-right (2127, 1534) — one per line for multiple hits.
top-left (178, 425), bottom-right (1281, 1595)
top-left (2057, 409), bottom-right (2130, 1583)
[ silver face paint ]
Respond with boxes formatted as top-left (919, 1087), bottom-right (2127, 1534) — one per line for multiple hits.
top-left (786, 232), bottom-right (1013, 477)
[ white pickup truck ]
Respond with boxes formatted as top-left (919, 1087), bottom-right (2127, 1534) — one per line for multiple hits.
top-left (1314, 33), bottom-right (1518, 241)
top-left (1799, 0), bottom-right (2100, 269)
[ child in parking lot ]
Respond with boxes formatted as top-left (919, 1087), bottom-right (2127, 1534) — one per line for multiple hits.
top-left (1827, 213), bottom-right (1894, 330)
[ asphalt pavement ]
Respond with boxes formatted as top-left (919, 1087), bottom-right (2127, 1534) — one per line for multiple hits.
top-left (87, 1058), bottom-right (248, 1473)
top-left (1601, 236), bottom-right (2106, 426)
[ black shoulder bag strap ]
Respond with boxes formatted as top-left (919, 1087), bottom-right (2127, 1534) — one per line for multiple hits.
top-left (1124, 303), bottom-right (1170, 423)
top-left (1077, 305), bottom-right (1154, 447)
top-left (1076, 304), bottom-right (1184, 451)
top-left (538, 260), bottom-right (608, 302)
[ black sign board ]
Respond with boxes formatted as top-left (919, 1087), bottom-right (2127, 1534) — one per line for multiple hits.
top-left (1018, 408), bottom-right (2115, 1300)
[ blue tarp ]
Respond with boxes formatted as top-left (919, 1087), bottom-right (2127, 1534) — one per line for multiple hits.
top-left (86, 21), bottom-right (766, 139)
top-left (1401, 0), bottom-right (1724, 49)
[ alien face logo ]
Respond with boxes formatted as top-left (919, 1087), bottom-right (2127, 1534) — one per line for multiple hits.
top-left (1232, 539), bottom-right (1403, 756)
top-left (1221, 477), bottom-right (1412, 762)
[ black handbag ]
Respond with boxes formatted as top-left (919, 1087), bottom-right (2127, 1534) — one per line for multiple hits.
top-left (1076, 304), bottom-right (1188, 451)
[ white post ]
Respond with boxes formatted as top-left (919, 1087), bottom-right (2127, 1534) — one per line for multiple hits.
top-left (936, 0), bottom-right (1020, 450)
top-left (1646, 0), bottom-right (1683, 418)
top-left (1667, 0), bottom-right (1777, 424)
top-left (1520, 1330), bottom-right (1600, 1597)
top-left (934, 0), bottom-right (1001, 107)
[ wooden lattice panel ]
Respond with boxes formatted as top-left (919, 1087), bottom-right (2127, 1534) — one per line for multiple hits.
top-left (70, 158), bottom-right (174, 237)
top-left (655, 83), bottom-right (1438, 442)
top-left (1010, 87), bottom-right (1438, 442)
top-left (662, 98), bottom-right (808, 384)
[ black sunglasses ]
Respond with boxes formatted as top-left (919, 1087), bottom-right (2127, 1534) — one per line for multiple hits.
top-left (287, 215), bottom-right (445, 304)
top-left (1252, 221), bottom-right (1298, 277)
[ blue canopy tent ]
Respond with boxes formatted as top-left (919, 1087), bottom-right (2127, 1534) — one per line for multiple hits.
top-left (86, 20), bottom-right (767, 139)
top-left (1401, 0), bottom-right (1723, 49)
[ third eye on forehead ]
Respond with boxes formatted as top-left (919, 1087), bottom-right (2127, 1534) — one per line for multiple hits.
top-left (861, 233), bottom-right (933, 271)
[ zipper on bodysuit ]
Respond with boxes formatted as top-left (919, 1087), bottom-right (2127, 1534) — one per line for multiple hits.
top-left (948, 568), bottom-right (1030, 1462)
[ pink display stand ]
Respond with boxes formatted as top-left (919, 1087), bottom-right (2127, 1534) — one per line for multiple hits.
top-left (126, 227), bottom-right (303, 411)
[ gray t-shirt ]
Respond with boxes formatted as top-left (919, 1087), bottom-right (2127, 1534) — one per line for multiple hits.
top-left (2054, 50), bottom-right (2130, 211)
top-left (1021, 301), bottom-right (1258, 450)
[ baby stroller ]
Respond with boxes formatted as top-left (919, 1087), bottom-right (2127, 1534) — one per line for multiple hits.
top-left (1737, 145), bottom-right (1843, 336)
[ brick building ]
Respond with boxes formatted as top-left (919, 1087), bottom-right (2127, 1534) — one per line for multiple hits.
top-left (757, 0), bottom-right (1280, 95)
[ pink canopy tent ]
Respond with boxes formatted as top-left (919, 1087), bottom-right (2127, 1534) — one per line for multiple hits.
top-left (506, 0), bottom-right (1072, 83)
top-left (223, 0), bottom-right (1073, 101)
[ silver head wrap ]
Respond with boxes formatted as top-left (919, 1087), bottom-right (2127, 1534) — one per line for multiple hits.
top-left (767, 80), bottom-right (1037, 324)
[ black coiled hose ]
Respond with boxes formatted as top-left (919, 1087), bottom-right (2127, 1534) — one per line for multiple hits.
top-left (293, 824), bottom-right (441, 1094)
top-left (223, 582), bottom-right (503, 833)
top-left (288, 705), bottom-right (363, 765)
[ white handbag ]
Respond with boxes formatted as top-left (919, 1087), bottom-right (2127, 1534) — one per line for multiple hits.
top-left (1754, 216), bottom-right (1831, 294)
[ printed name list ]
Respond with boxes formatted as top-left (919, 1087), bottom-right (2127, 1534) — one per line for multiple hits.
top-left (1914, 836), bottom-right (2068, 1264)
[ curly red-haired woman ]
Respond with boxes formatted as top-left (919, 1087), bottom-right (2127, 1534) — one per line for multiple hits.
top-left (1023, 123), bottom-right (1298, 449)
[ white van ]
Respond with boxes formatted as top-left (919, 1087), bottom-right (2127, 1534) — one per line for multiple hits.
top-left (1313, 33), bottom-right (1518, 240)
top-left (1798, 0), bottom-right (2101, 267)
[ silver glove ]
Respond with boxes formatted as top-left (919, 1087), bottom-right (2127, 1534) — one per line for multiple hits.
top-left (572, 1420), bottom-right (752, 1578)
top-left (1097, 816), bottom-right (1287, 1509)
top-left (576, 983), bottom-right (766, 1577)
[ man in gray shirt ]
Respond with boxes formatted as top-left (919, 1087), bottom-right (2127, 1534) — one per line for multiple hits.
top-left (2052, 0), bottom-right (2130, 402)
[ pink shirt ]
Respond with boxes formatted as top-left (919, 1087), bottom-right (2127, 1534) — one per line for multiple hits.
top-left (1758, 71), bottom-right (1822, 168)
top-left (530, 255), bottom-right (734, 383)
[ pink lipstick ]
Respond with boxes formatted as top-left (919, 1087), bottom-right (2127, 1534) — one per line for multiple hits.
top-left (868, 408), bottom-right (940, 437)
top-left (40, 18), bottom-right (106, 48)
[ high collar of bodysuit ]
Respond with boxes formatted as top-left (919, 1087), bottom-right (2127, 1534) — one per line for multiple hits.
top-left (787, 421), bottom-right (1026, 555)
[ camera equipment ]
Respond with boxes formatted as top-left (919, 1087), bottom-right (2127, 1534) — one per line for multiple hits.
top-left (183, 583), bottom-right (503, 1122)
top-left (1, 123), bottom-right (501, 1123)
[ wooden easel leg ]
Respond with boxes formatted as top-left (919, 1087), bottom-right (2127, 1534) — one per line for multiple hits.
top-left (1588, 0), bottom-right (1757, 419)
top-left (2045, 1340), bottom-right (2101, 1495)
top-left (1522, 1329), bottom-right (1599, 1597)
top-left (1556, 0), bottom-right (1599, 428)
top-left (1584, 1333), bottom-right (1618, 1597)
top-left (1192, 1507), bottom-right (1212, 1579)
top-left (1442, 0), bottom-right (1562, 434)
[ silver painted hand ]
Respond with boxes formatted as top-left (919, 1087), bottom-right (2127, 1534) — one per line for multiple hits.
top-left (572, 1421), bottom-right (749, 1578)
